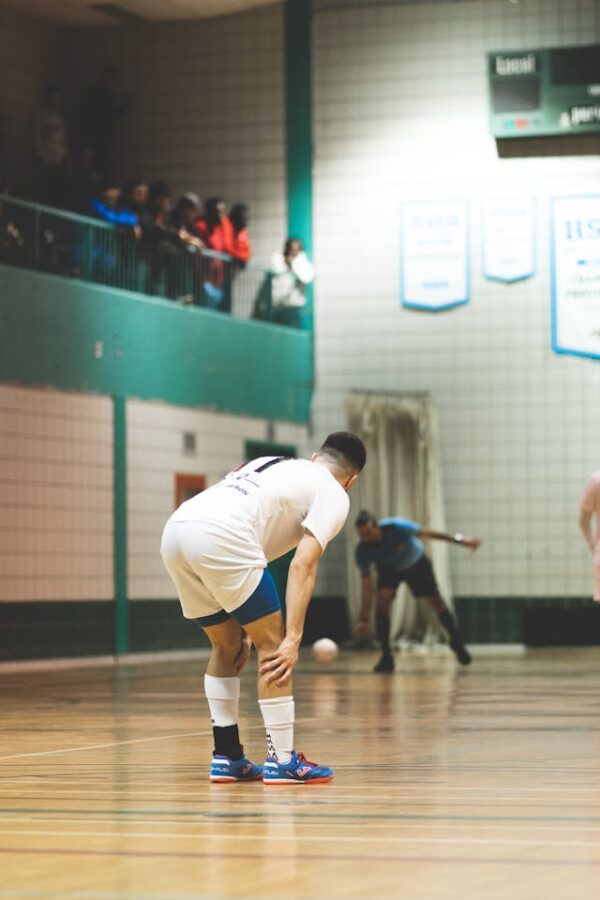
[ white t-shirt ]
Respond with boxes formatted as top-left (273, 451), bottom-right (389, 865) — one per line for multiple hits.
top-left (270, 252), bottom-right (315, 308)
top-left (170, 456), bottom-right (349, 564)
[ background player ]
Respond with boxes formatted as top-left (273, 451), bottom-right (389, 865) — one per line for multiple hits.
top-left (160, 432), bottom-right (366, 784)
top-left (353, 511), bottom-right (481, 672)
top-left (579, 470), bottom-right (600, 604)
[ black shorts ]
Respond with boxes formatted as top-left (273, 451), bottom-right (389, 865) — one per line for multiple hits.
top-left (377, 554), bottom-right (439, 598)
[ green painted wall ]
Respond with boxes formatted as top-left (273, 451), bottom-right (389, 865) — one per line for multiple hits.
top-left (0, 265), bottom-right (312, 423)
top-left (285, 0), bottom-right (313, 257)
top-left (285, 0), bottom-right (314, 336)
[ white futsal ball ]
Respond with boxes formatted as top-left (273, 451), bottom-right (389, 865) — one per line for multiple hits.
top-left (311, 637), bottom-right (339, 664)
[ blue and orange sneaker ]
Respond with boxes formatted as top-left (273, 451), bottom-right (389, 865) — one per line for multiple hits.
top-left (263, 750), bottom-right (334, 785)
top-left (209, 750), bottom-right (263, 783)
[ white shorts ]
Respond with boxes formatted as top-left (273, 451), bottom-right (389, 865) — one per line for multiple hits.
top-left (160, 519), bottom-right (264, 619)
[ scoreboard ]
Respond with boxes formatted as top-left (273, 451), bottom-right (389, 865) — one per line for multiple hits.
top-left (488, 44), bottom-right (600, 139)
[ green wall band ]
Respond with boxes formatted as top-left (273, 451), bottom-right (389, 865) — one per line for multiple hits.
top-left (0, 265), bottom-right (312, 424)
top-left (285, 0), bottom-right (315, 338)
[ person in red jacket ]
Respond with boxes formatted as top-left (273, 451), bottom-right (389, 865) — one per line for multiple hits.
top-left (195, 197), bottom-right (233, 253)
top-left (195, 197), bottom-right (234, 308)
top-left (229, 204), bottom-right (252, 268)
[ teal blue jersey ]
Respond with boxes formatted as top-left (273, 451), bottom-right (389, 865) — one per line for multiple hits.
top-left (355, 517), bottom-right (424, 575)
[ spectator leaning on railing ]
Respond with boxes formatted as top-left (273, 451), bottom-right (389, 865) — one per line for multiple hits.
top-left (229, 203), bottom-right (252, 268)
top-left (169, 193), bottom-right (204, 250)
top-left (142, 180), bottom-right (176, 295)
top-left (87, 178), bottom-right (140, 283)
top-left (195, 197), bottom-right (233, 253)
top-left (89, 178), bottom-right (139, 232)
top-left (270, 237), bottom-right (314, 328)
top-left (121, 178), bottom-right (150, 228)
top-left (165, 194), bottom-right (205, 304)
top-left (195, 197), bottom-right (233, 307)
top-left (146, 181), bottom-right (172, 231)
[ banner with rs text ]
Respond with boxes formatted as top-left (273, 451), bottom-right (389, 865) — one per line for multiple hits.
top-left (551, 195), bottom-right (600, 360)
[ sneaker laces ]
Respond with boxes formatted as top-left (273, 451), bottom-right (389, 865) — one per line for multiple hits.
top-left (296, 751), bottom-right (318, 767)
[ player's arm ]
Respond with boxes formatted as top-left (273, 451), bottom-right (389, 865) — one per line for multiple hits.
top-left (579, 507), bottom-right (594, 550)
top-left (419, 528), bottom-right (481, 553)
top-left (260, 531), bottom-right (323, 686)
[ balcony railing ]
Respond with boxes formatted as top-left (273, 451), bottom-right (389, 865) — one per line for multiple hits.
top-left (0, 194), bottom-right (277, 322)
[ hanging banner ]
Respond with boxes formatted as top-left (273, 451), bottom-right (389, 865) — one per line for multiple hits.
top-left (400, 200), bottom-right (469, 311)
top-left (483, 197), bottom-right (535, 283)
top-left (551, 195), bottom-right (600, 360)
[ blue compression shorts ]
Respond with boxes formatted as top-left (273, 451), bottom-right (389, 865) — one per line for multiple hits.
top-left (195, 569), bottom-right (281, 628)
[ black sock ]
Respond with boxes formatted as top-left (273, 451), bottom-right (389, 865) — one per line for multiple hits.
top-left (375, 609), bottom-right (391, 654)
top-left (438, 609), bottom-right (462, 644)
top-left (213, 724), bottom-right (242, 760)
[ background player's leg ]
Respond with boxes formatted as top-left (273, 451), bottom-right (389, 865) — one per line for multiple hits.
top-left (202, 619), bottom-right (258, 773)
top-left (374, 589), bottom-right (395, 672)
top-left (405, 555), bottom-right (472, 666)
top-left (422, 593), bottom-right (471, 665)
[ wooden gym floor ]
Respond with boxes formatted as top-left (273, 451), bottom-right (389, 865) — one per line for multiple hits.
top-left (0, 648), bottom-right (599, 900)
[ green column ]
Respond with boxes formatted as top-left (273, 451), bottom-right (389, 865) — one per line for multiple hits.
top-left (285, 0), bottom-right (314, 335)
top-left (113, 394), bottom-right (129, 654)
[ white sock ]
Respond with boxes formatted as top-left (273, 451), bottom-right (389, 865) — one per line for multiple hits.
top-left (204, 674), bottom-right (240, 727)
top-left (258, 696), bottom-right (294, 763)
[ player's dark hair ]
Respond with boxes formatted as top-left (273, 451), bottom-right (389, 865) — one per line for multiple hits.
top-left (320, 431), bottom-right (366, 473)
top-left (355, 509), bottom-right (375, 527)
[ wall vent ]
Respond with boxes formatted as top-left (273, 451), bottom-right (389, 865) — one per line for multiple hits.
top-left (182, 432), bottom-right (197, 455)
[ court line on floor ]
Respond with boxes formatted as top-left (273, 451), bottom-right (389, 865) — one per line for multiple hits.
top-left (7, 816), bottom-right (600, 833)
top-left (0, 732), bottom-right (210, 761)
top-left (1, 779), bottom-right (598, 794)
top-left (0, 720), bottom-right (321, 762)
top-left (0, 892), bottom-right (248, 900)
top-left (0, 845), bottom-right (599, 866)
top-left (7, 820), bottom-right (600, 834)
top-left (0, 723), bottom-right (267, 762)
top-left (2, 807), bottom-right (600, 824)
top-left (3, 827), bottom-right (600, 848)
top-left (1, 757), bottom-right (596, 774)
top-left (0, 791), bottom-right (595, 808)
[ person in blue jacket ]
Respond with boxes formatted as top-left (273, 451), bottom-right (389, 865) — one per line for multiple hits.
top-left (87, 178), bottom-right (140, 283)
top-left (354, 510), bottom-right (481, 672)
top-left (89, 179), bottom-right (139, 230)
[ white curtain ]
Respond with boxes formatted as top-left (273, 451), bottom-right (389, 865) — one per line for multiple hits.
top-left (345, 392), bottom-right (452, 643)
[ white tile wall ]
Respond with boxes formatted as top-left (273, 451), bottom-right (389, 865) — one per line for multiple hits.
top-left (127, 398), bottom-right (308, 599)
top-left (0, 8), bottom-right (57, 187)
top-left (0, 385), bottom-right (113, 601)
top-left (57, 3), bottom-right (286, 264)
top-left (312, 0), bottom-right (600, 598)
top-left (0, 386), bottom-right (309, 604)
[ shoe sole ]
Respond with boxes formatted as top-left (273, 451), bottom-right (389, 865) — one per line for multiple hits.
top-left (263, 775), bottom-right (334, 785)
top-left (210, 774), bottom-right (263, 783)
